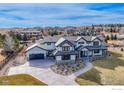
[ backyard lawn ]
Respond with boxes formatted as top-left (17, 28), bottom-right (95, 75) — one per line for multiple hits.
top-left (75, 51), bottom-right (124, 85)
top-left (0, 74), bottom-right (47, 85)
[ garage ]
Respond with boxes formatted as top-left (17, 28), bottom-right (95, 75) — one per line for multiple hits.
top-left (29, 54), bottom-right (44, 60)
top-left (26, 44), bottom-right (48, 60)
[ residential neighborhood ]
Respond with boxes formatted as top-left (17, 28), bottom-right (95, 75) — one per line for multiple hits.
top-left (1, 4), bottom-right (124, 85)
top-left (0, 24), bottom-right (124, 85)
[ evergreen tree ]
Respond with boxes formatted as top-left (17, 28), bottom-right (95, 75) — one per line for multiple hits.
top-left (114, 34), bottom-right (117, 40)
top-left (106, 35), bottom-right (110, 40)
top-left (110, 34), bottom-right (114, 40)
top-left (121, 48), bottom-right (123, 51)
top-left (16, 34), bottom-right (21, 41)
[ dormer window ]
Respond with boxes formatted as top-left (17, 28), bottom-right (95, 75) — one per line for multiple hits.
top-left (78, 42), bottom-right (84, 44)
top-left (93, 41), bottom-right (99, 46)
top-left (62, 46), bottom-right (70, 51)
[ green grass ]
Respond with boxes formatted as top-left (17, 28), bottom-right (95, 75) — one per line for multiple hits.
top-left (75, 51), bottom-right (124, 85)
top-left (0, 74), bottom-right (47, 85)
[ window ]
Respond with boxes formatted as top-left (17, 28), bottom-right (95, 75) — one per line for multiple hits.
top-left (47, 42), bottom-right (51, 45)
top-left (94, 49), bottom-right (100, 53)
top-left (93, 41), bottom-right (99, 46)
top-left (62, 46), bottom-right (70, 51)
top-left (78, 42), bottom-right (84, 44)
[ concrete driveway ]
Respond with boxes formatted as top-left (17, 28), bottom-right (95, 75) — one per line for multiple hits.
top-left (8, 60), bottom-right (93, 85)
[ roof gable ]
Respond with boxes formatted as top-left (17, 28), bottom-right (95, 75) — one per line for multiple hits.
top-left (55, 37), bottom-right (74, 47)
top-left (76, 36), bottom-right (88, 42)
top-left (77, 46), bottom-right (90, 50)
top-left (92, 37), bottom-right (102, 42)
top-left (59, 40), bottom-right (74, 47)
top-left (26, 44), bottom-right (47, 52)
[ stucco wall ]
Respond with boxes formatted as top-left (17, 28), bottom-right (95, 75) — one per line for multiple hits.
top-left (56, 56), bottom-right (61, 61)
top-left (71, 55), bottom-right (76, 60)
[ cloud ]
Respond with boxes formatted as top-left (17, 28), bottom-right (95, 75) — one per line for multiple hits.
top-left (0, 3), bottom-right (123, 28)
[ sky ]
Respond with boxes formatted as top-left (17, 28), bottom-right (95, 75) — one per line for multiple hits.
top-left (0, 3), bottom-right (124, 28)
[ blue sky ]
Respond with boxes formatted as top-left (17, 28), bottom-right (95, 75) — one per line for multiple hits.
top-left (0, 3), bottom-right (124, 28)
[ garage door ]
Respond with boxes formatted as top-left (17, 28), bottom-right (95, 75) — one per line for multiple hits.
top-left (29, 54), bottom-right (44, 60)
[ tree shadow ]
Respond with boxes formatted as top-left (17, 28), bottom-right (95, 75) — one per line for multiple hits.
top-left (93, 51), bottom-right (124, 70)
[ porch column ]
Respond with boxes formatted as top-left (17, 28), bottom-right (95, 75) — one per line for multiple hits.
top-left (71, 55), bottom-right (76, 60)
top-left (56, 56), bottom-right (62, 61)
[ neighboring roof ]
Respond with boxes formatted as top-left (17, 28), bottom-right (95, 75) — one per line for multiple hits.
top-left (53, 50), bottom-right (78, 56)
top-left (15, 30), bottom-right (41, 33)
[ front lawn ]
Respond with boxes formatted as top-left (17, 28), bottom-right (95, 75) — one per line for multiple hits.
top-left (75, 51), bottom-right (124, 85)
top-left (0, 74), bottom-right (47, 85)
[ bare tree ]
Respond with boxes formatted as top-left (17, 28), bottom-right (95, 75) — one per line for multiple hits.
top-left (3, 34), bottom-right (14, 54)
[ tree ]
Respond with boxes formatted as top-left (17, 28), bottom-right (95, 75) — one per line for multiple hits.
top-left (3, 34), bottom-right (14, 54)
top-left (106, 35), bottom-right (110, 40)
top-left (110, 34), bottom-right (114, 40)
top-left (121, 48), bottom-right (123, 51)
top-left (16, 34), bottom-right (22, 41)
top-left (0, 34), bottom-right (5, 48)
top-left (113, 34), bottom-right (117, 40)
top-left (12, 34), bottom-right (20, 48)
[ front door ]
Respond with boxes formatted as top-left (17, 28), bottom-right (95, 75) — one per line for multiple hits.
top-left (80, 51), bottom-right (88, 57)
top-left (80, 51), bottom-right (85, 57)
top-left (62, 55), bottom-right (70, 60)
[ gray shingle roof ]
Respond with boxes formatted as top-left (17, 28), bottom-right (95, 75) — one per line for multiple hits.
top-left (53, 50), bottom-right (78, 56)
top-left (55, 37), bottom-right (66, 46)
top-left (43, 36), bottom-right (61, 43)
top-left (77, 45), bottom-right (107, 51)
top-left (26, 43), bottom-right (48, 52)
top-left (43, 35), bottom-right (104, 43)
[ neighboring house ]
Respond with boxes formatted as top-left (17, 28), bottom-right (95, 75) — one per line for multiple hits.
top-left (13, 30), bottom-right (43, 40)
top-left (26, 35), bottom-right (107, 63)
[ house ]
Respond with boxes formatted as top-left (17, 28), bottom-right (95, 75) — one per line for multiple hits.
top-left (26, 35), bottom-right (107, 63)
top-left (13, 30), bottom-right (43, 40)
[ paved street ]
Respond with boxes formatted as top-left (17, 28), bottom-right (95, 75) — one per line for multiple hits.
top-left (8, 59), bottom-right (93, 85)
